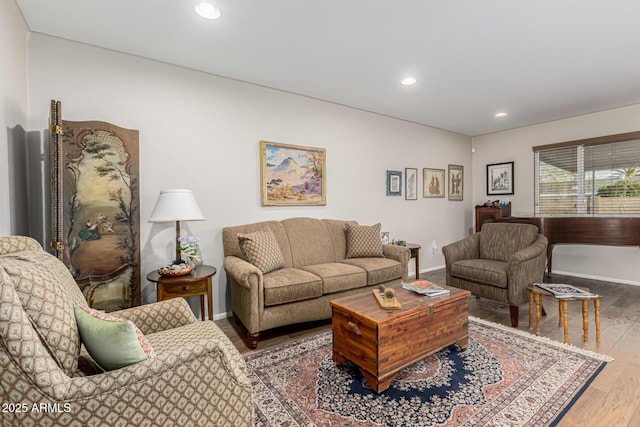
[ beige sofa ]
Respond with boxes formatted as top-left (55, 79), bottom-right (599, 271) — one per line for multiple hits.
top-left (223, 217), bottom-right (410, 348)
top-left (0, 236), bottom-right (253, 427)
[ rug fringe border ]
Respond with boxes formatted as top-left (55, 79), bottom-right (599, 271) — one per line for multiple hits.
top-left (469, 316), bottom-right (614, 362)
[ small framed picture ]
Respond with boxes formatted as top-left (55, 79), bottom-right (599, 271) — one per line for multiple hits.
top-left (381, 231), bottom-right (390, 244)
top-left (386, 170), bottom-right (402, 196)
top-left (487, 161), bottom-right (514, 195)
top-left (405, 168), bottom-right (418, 200)
top-left (423, 168), bottom-right (445, 198)
top-left (448, 165), bottom-right (463, 201)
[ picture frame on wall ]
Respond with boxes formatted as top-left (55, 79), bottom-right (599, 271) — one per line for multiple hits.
top-left (405, 168), bottom-right (418, 200)
top-left (487, 161), bottom-right (514, 195)
top-left (423, 168), bottom-right (445, 198)
top-left (448, 165), bottom-right (464, 201)
top-left (386, 170), bottom-right (402, 196)
top-left (260, 141), bottom-right (326, 206)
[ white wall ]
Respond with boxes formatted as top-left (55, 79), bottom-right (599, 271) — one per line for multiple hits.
top-left (0, 0), bottom-right (29, 235)
top-left (473, 104), bottom-right (640, 285)
top-left (27, 34), bottom-right (472, 318)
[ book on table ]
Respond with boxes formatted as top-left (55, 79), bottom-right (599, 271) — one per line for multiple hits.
top-left (534, 283), bottom-right (597, 298)
top-left (401, 280), bottom-right (450, 296)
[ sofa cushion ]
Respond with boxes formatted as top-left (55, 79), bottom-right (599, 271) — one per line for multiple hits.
top-left (449, 259), bottom-right (508, 288)
top-left (238, 228), bottom-right (285, 273)
top-left (263, 268), bottom-right (323, 306)
top-left (479, 223), bottom-right (539, 262)
top-left (74, 305), bottom-right (156, 371)
top-left (282, 218), bottom-right (336, 267)
top-left (345, 223), bottom-right (383, 258)
top-left (322, 219), bottom-right (358, 261)
top-left (299, 263), bottom-right (367, 294)
top-left (0, 249), bottom-right (84, 376)
top-left (340, 257), bottom-right (402, 286)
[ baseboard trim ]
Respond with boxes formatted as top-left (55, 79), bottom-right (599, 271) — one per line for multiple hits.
top-left (550, 269), bottom-right (640, 287)
top-left (418, 264), bottom-right (446, 274)
top-left (215, 311), bottom-right (232, 321)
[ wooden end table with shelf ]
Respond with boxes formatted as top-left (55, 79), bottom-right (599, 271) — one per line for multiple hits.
top-left (406, 243), bottom-right (421, 280)
top-left (147, 265), bottom-right (216, 321)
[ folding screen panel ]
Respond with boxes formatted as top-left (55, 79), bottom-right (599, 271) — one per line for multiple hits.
top-left (50, 100), bottom-right (141, 310)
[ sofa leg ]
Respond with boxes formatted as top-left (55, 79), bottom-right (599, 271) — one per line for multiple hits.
top-left (247, 332), bottom-right (259, 349)
top-left (509, 305), bottom-right (519, 327)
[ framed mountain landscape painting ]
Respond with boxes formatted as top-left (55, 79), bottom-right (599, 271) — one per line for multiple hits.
top-left (260, 141), bottom-right (326, 206)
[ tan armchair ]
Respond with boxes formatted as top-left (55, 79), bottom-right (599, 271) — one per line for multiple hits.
top-left (0, 236), bottom-right (253, 427)
top-left (442, 222), bottom-right (548, 327)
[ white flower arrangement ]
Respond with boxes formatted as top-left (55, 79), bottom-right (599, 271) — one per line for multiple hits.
top-left (178, 235), bottom-right (201, 266)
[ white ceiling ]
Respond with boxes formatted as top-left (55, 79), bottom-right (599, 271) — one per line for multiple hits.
top-left (15, 0), bottom-right (640, 136)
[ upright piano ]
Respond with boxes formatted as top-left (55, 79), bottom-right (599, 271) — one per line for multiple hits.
top-left (499, 216), bottom-right (640, 276)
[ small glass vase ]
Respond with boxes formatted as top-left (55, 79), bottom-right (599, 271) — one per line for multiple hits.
top-left (183, 245), bottom-right (202, 269)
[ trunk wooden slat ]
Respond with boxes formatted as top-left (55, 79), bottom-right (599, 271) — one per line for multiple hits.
top-left (331, 284), bottom-right (470, 393)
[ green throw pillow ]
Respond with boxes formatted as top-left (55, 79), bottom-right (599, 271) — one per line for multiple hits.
top-left (73, 305), bottom-right (156, 371)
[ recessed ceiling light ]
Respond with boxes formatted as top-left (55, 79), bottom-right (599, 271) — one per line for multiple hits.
top-left (195, 2), bottom-right (222, 20)
top-left (494, 112), bottom-right (508, 118)
top-left (401, 77), bottom-right (417, 86)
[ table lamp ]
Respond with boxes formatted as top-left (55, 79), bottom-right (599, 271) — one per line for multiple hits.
top-left (149, 189), bottom-right (205, 264)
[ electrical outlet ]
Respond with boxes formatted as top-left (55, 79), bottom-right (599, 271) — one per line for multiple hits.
top-left (432, 240), bottom-right (438, 254)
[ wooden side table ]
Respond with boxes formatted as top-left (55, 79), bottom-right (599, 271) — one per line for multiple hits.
top-left (406, 243), bottom-right (421, 280)
top-left (147, 265), bottom-right (216, 321)
top-left (528, 285), bottom-right (602, 344)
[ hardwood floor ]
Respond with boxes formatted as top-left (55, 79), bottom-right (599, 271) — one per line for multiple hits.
top-left (215, 270), bottom-right (640, 427)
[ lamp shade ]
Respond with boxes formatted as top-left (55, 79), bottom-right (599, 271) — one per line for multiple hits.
top-left (148, 189), bottom-right (205, 222)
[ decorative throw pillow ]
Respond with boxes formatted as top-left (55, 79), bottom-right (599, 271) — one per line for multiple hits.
top-left (238, 228), bottom-right (285, 273)
top-left (73, 305), bottom-right (156, 371)
top-left (346, 223), bottom-right (384, 258)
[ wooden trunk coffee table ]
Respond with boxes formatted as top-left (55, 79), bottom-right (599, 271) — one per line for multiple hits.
top-left (330, 283), bottom-right (470, 393)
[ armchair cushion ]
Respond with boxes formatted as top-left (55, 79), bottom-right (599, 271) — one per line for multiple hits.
top-left (345, 223), bottom-right (383, 258)
top-left (238, 227), bottom-right (285, 273)
top-left (449, 259), bottom-right (508, 288)
top-left (74, 305), bottom-right (155, 371)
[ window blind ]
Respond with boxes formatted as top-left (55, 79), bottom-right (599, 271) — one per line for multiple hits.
top-left (534, 132), bottom-right (640, 217)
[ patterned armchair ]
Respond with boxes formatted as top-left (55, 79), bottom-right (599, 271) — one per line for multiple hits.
top-left (442, 222), bottom-right (548, 328)
top-left (0, 236), bottom-right (253, 427)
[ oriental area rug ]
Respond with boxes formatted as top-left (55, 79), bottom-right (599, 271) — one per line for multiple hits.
top-left (246, 317), bottom-right (613, 427)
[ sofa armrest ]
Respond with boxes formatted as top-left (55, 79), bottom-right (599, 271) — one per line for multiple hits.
top-left (223, 255), bottom-right (263, 290)
top-left (383, 244), bottom-right (410, 263)
top-left (223, 255), bottom-right (264, 334)
top-left (383, 244), bottom-right (411, 278)
top-left (111, 298), bottom-right (197, 335)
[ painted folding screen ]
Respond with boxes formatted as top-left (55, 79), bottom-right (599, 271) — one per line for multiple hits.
top-left (50, 100), bottom-right (141, 310)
